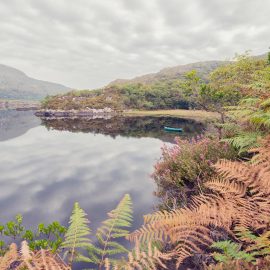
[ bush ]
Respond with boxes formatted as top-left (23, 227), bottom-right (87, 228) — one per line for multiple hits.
top-left (152, 136), bottom-right (237, 207)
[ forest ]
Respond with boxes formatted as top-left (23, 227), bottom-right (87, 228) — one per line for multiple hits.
top-left (1, 53), bottom-right (270, 270)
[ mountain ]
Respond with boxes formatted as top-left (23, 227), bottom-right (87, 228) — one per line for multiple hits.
top-left (109, 60), bottom-right (230, 86)
top-left (0, 64), bottom-right (70, 100)
top-left (109, 53), bottom-right (268, 86)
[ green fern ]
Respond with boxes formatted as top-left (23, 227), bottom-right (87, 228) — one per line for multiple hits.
top-left (61, 202), bottom-right (91, 264)
top-left (260, 97), bottom-right (270, 111)
top-left (227, 98), bottom-right (270, 130)
top-left (79, 194), bottom-right (133, 269)
top-left (237, 229), bottom-right (270, 257)
top-left (212, 229), bottom-right (270, 267)
top-left (249, 111), bottom-right (270, 128)
top-left (239, 97), bottom-right (261, 107)
top-left (211, 240), bottom-right (255, 263)
top-left (218, 122), bottom-right (241, 138)
top-left (228, 108), bottom-right (255, 119)
top-left (222, 97), bottom-right (270, 154)
top-left (222, 132), bottom-right (261, 153)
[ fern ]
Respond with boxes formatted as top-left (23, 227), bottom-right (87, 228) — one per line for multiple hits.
top-left (128, 138), bottom-right (270, 268)
top-left (61, 202), bottom-right (91, 264)
top-left (0, 241), bottom-right (70, 270)
top-left (222, 131), bottom-right (261, 153)
top-left (260, 97), bottom-right (270, 111)
top-left (222, 98), bottom-right (270, 154)
top-left (210, 229), bottom-right (270, 269)
top-left (0, 243), bottom-right (18, 270)
top-left (239, 97), bottom-right (261, 106)
top-left (237, 229), bottom-right (270, 256)
top-left (79, 194), bottom-right (133, 269)
top-left (232, 98), bottom-right (270, 129)
top-left (207, 258), bottom-right (270, 270)
top-left (249, 111), bottom-right (270, 128)
top-left (104, 241), bottom-right (171, 270)
top-left (211, 240), bottom-right (255, 263)
top-left (218, 122), bottom-right (241, 137)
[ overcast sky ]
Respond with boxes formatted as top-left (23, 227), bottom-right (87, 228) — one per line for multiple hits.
top-left (0, 0), bottom-right (269, 89)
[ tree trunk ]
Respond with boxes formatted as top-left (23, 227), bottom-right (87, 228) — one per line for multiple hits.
top-left (219, 111), bottom-right (225, 124)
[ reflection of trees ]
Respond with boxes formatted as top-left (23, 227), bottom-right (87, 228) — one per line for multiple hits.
top-left (41, 116), bottom-right (205, 142)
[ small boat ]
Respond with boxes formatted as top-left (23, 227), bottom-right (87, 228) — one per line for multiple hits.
top-left (164, 126), bottom-right (183, 132)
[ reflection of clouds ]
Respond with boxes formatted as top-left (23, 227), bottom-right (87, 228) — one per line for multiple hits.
top-left (0, 126), bottom-right (162, 230)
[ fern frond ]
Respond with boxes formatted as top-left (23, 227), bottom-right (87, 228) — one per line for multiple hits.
top-left (84, 194), bottom-right (133, 269)
top-left (30, 249), bottom-right (70, 270)
top-left (211, 240), bottom-right (255, 263)
top-left (105, 241), bottom-right (171, 270)
top-left (210, 228), bottom-right (270, 269)
top-left (129, 138), bottom-right (270, 268)
top-left (222, 132), bottom-right (261, 153)
top-left (214, 159), bottom-right (270, 194)
top-left (260, 98), bottom-right (270, 111)
top-left (237, 228), bottom-right (270, 256)
top-left (0, 242), bottom-right (70, 270)
top-left (129, 209), bottom-right (214, 266)
top-left (249, 111), bottom-right (270, 128)
top-left (205, 178), bottom-right (246, 196)
top-left (61, 202), bottom-right (91, 264)
top-left (219, 122), bottom-right (241, 137)
top-left (21, 240), bottom-right (33, 261)
top-left (0, 243), bottom-right (18, 270)
top-left (207, 258), bottom-right (270, 270)
top-left (250, 136), bottom-right (270, 165)
top-left (239, 97), bottom-right (261, 106)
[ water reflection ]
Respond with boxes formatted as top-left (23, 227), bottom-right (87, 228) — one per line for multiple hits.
top-left (0, 126), bottom-right (161, 230)
top-left (41, 116), bottom-right (205, 142)
top-left (0, 111), bottom-right (205, 244)
top-left (0, 110), bottom-right (40, 141)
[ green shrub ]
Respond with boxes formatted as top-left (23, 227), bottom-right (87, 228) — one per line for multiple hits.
top-left (152, 136), bottom-right (237, 207)
top-left (0, 215), bottom-right (66, 253)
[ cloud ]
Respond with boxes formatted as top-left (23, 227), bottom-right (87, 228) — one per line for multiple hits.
top-left (0, 0), bottom-right (269, 88)
top-left (0, 126), bottom-right (161, 229)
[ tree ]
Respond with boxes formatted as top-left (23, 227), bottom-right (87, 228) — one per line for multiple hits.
top-left (209, 53), bottom-right (266, 97)
top-left (182, 70), bottom-right (240, 122)
top-left (181, 70), bottom-right (204, 109)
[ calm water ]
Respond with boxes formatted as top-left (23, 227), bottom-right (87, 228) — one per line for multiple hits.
top-left (0, 110), bottom-right (205, 232)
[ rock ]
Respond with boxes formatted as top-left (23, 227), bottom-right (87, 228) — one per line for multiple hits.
top-left (35, 108), bottom-right (116, 119)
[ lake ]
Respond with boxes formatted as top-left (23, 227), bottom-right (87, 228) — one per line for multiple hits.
top-left (0, 110), bottom-right (205, 232)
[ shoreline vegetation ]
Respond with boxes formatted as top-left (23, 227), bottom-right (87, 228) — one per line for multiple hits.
top-left (124, 109), bottom-right (219, 121)
top-left (1, 53), bottom-right (270, 269)
top-left (34, 108), bottom-right (218, 121)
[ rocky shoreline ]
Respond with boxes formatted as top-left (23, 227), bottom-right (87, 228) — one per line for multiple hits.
top-left (35, 108), bottom-right (117, 118)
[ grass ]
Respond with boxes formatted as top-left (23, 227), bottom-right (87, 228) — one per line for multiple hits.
top-left (124, 109), bottom-right (219, 121)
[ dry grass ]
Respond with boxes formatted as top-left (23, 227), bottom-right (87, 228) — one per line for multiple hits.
top-left (124, 109), bottom-right (219, 121)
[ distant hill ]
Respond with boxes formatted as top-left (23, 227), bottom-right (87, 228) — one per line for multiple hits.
top-left (41, 52), bottom-right (269, 111)
top-left (108, 60), bottom-right (230, 86)
top-left (108, 53), bottom-right (268, 86)
top-left (0, 64), bottom-right (70, 100)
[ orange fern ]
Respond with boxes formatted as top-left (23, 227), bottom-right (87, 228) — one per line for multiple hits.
top-left (0, 241), bottom-right (70, 270)
top-left (128, 137), bottom-right (270, 268)
top-left (104, 241), bottom-right (171, 270)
